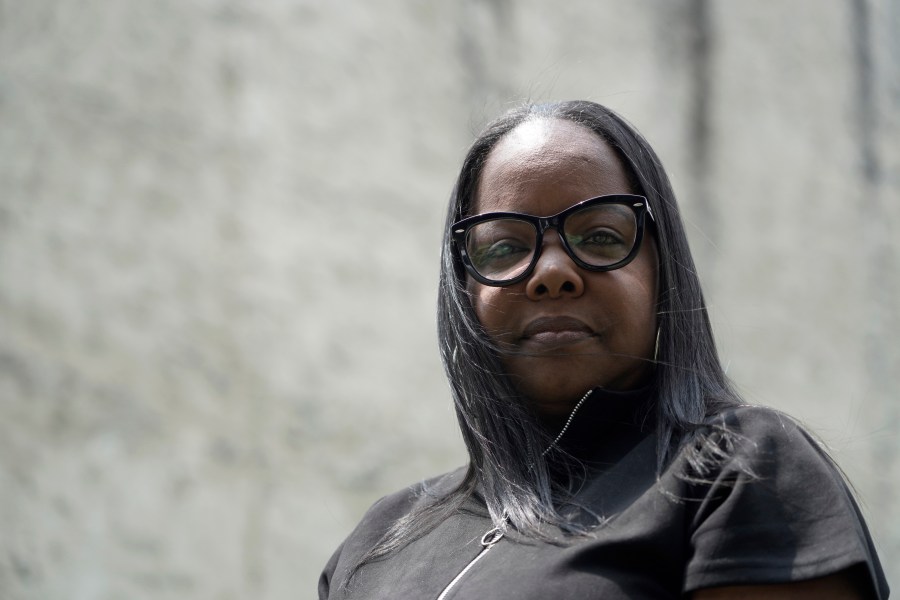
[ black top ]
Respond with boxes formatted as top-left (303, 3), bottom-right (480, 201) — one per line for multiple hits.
top-left (319, 389), bottom-right (890, 599)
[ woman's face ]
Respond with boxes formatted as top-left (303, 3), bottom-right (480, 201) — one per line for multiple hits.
top-left (469, 118), bottom-right (659, 417)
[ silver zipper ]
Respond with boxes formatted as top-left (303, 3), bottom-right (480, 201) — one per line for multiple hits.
top-left (435, 526), bottom-right (505, 600)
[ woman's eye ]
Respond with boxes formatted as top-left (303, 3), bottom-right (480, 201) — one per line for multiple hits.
top-left (574, 230), bottom-right (624, 247)
top-left (472, 241), bottom-right (529, 266)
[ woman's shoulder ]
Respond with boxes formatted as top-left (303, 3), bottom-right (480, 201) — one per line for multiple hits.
top-left (701, 404), bottom-right (828, 458)
top-left (341, 466), bottom-right (468, 546)
top-left (319, 466), bottom-right (469, 598)
top-left (688, 403), bottom-right (847, 489)
top-left (707, 402), bottom-right (804, 429)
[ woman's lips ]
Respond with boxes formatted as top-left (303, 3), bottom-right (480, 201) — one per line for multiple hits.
top-left (520, 316), bottom-right (596, 346)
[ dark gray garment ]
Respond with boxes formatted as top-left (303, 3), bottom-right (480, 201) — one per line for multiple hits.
top-left (319, 393), bottom-right (889, 599)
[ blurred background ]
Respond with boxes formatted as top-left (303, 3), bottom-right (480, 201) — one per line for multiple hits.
top-left (1, 0), bottom-right (898, 598)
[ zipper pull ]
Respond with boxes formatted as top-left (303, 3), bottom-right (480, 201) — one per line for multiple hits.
top-left (480, 526), bottom-right (504, 548)
top-left (435, 524), bottom-right (507, 600)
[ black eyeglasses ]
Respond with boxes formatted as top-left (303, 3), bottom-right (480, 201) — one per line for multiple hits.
top-left (451, 194), bottom-right (654, 286)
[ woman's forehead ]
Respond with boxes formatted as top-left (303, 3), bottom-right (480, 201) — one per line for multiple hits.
top-left (475, 119), bottom-right (630, 214)
top-left (490, 119), bottom-right (608, 166)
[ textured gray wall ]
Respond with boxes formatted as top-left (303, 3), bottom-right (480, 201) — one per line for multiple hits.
top-left (1, 1), bottom-right (898, 598)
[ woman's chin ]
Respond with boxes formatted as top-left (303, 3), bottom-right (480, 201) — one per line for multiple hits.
top-left (506, 355), bottom-right (652, 416)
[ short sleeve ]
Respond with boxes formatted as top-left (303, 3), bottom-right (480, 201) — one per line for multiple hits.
top-left (683, 407), bottom-right (889, 598)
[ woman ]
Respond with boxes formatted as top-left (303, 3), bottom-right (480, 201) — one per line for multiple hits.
top-left (319, 101), bottom-right (889, 599)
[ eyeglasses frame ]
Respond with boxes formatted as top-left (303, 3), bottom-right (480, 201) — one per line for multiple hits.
top-left (451, 194), bottom-right (655, 287)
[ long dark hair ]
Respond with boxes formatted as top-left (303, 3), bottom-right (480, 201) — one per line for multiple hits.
top-left (349, 100), bottom-right (741, 580)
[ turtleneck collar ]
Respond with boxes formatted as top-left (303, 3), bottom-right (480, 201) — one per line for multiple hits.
top-left (548, 383), bottom-right (656, 466)
top-left (466, 383), bottom-right (658, 515)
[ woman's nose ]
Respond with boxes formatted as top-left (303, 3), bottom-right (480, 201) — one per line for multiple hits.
top-left (524, 239), bottom-right (585, 300)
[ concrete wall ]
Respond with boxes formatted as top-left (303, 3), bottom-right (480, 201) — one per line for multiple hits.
top-left (1, 1), bottom-right (897, 598)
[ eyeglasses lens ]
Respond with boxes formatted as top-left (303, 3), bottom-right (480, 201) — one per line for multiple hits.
top-left (464, 203), bottom-right (638, 283)
top-left (563, 203), bottom-right (637, 267)
top-left (465, 218), bottom-right (537, 282)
